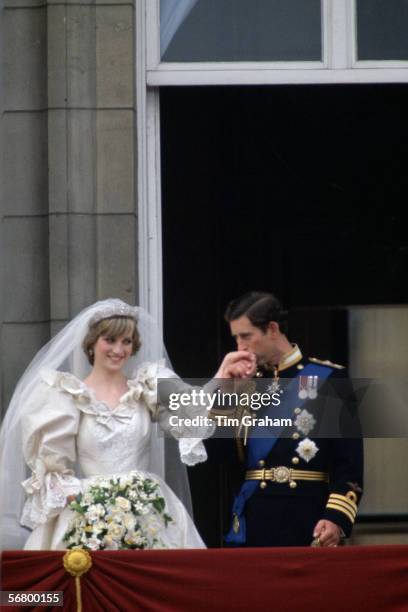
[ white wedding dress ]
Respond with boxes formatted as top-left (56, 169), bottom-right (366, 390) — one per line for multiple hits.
top-left (21, 362), bottom-right (212, 550)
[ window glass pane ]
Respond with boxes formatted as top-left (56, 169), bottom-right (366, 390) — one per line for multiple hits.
top-left (160, 0), bottom-right (322, 62)
top-left (357, 0), bottom-right (408, 60)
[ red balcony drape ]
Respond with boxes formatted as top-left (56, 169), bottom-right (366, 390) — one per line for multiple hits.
top-left (2, 545), bottom-right (408, 612)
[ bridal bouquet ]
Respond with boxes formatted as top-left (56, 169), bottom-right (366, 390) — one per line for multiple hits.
top-left (63, 471), bottom-right (173, 551)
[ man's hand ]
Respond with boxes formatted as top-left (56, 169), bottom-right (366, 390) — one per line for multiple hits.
top-left (312, 519), bottom-right (342, 547)
top-left (215, 351), bottom-right (257, 379)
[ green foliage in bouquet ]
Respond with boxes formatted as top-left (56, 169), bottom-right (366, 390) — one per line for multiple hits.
top-left (63, 470), bottom-right (173, 550)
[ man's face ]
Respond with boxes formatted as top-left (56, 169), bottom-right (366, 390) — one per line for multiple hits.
top-left (230, 315), bottom-right (277, 366)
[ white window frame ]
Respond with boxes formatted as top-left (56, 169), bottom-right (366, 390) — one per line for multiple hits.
top-left (136, 0), bottom-right (164, 323)
top-left (146, 0), bottom-right (408, 85)
top-left (136, 0), bottom-right (408, 314)
top-left (147, 0), bottom-right (330, 75)
top-left (351, 0), bottom-right (408, 69)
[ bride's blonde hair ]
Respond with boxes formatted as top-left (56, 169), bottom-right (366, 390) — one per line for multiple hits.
top-left (82, 316), bottom-right (141, 364)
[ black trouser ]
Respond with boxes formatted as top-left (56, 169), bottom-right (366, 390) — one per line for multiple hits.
top-left (245, 493), bottom-right (327, 547)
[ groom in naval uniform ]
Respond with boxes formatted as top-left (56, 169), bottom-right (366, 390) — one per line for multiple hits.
top-left (213, 291), bottom-right (363, 547)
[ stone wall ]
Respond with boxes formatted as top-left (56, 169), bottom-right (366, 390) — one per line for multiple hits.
top-left (1, 0), bottom-right (137, 414)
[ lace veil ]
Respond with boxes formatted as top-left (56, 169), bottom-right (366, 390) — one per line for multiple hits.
top-left (0, 298), bottom-right (192, 549)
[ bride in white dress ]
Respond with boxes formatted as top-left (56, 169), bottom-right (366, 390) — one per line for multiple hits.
top-left (0, 299), bottom-right (214, 550)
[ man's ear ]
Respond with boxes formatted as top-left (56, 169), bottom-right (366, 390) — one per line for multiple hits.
top-left (266, 321), bottom-right (279, 335)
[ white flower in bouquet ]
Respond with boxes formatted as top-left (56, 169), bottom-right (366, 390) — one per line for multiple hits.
top-left (107, 505), bottom-right (123, 520)
top-left (107, 522), bottom-right (126, 541)
top-left (134, 501), bottom-right (150, 515)
top-left (125, 530), bottom-right (147, 547)
top-left (73, 516), bottom-right (86, 531)
top-left (115, 496), bottom-right (131, 512)
top-left (87, 536), bottom-right (102, 551)
top-left (92, 520), bottom-right (107, 535)
top-left (119, 475), bottom-right (132, 489)
top-left (103, 535), bottom-right (119, 550)
top-left (99, 479), bottom-right (111, 489)
top-left (123, 513), bottom-right (136, 531)
top-left (85, 503), bottom-right (105, 521)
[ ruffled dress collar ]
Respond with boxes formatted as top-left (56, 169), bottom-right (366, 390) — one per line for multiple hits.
top-left (39, 360), bottom-right (163, 430)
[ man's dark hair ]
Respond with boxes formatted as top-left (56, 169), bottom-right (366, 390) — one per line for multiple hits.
top-left (224, 291), bottom-right (288, 334)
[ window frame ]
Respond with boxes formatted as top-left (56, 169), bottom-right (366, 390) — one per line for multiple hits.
top-left (145, 0), bottom-right (408, 85)
top-left (351, 0), bottom-right (408, 68)
top-left (136, 0), bottom-right (408, 319)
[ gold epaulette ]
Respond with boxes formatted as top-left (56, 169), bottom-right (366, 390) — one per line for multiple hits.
top-left (309, 357), bottom-right (345, 370)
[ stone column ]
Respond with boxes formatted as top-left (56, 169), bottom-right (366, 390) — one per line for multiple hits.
top-left (1, 0), bottom-right (50, 410)
top-left (47, 1), bottom-right (137, 328)
top-left (1, 0), bottom-right (137, 413)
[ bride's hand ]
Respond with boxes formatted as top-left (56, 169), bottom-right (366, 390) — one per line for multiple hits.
top-left (215, 351), bottom-right (257, 379)
top-left (66, 494), bottom-right (77, 503)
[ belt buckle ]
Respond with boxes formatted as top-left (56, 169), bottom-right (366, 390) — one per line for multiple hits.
top-left (273, 466), bottom-right (291, 483)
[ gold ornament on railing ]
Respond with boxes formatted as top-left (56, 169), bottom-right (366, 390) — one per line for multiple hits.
top-left (63, 549), bottom-right (92, 612)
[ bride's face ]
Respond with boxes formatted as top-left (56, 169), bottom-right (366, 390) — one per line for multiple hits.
top-left (93, 331), bottom-right (134, 372)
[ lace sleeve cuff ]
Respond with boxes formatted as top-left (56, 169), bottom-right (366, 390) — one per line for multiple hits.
top-left (178, 438), bottom-right (208, 466)
top-left (20, 459), bottom-right (81, 529)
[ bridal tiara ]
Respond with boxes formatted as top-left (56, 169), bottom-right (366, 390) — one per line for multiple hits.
top-left (88, 303), bottom-right (138, 327)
